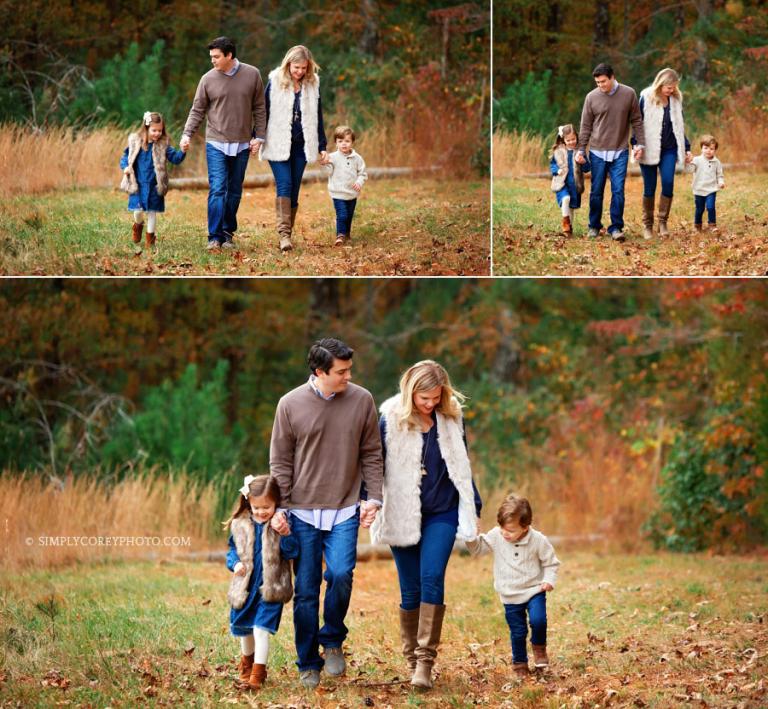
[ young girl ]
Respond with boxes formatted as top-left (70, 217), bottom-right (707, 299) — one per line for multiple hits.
top-left (467, 495), bottom-right (560, 677)
top-left (549, 124), bottom-right (590, 236)
top-left (119, 111), bottom-right (186, 255)
top-left (322, 125), bottom-right (368, 246)
top-left (224, 474), bottom-right (298, 690)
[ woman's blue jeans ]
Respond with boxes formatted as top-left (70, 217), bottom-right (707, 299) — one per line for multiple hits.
top-left (640, 148), bottom-right (678, 198)
top-left (332, 198), bottom-right (357, 236)
top-left (504, 591), bottom-right (547, 663)
top-left (390, 520), bottom-right (458, 610)
top-left (269, 141), bottom-right (307, 208)
top-left (290, 512), bottom-right (359, 672)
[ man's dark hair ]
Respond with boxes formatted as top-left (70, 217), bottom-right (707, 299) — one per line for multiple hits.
top-left (307, 338), bottom-right (354, 374)
top-left (208, 36), bottom-right (236, 59)
top-left (592, 63), bottom-right (614, 79)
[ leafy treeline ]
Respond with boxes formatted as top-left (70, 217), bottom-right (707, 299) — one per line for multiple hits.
top-left (1, 279), bottom-right (766, 550)
top-left (1, 1), bottom-right (487, 133)
top-left (494, 0), bottom-right (768, 140)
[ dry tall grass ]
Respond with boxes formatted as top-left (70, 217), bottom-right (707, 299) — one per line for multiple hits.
top-left (492, 130), bottom-right (548, 178)
top-left (0, 470), bottom-right (219, 569)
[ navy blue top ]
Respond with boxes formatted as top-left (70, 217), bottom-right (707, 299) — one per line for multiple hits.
top-left (380, 413), bottom-right (482, 525)
top-left (264, 80), bottom-right (327, 152)
top-left (636, 96), bottom-right (691, 153)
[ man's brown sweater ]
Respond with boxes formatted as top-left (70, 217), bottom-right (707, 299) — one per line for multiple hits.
top-left (578, 83), bottom-right (645, 154)
top-left (269, 381), bottom-right (384, 509)
top-left (183, 63), bottom-right (266, 143)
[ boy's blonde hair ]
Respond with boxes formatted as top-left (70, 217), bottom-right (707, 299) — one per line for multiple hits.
top-left (700, 134), bottom-right (718, 149)
top-left (497, 494), bottom-right (532, 527)
top-left (277, 45), bottom-right (320, 90)
top-left (649, 67), bottom-right (682, 105)
top-left (395, 360), bottom-right (464, 430)
top-left (334, 125), bottom-right (356, 142)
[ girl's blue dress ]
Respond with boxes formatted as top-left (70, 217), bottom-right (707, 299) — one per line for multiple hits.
top-left (119, 143), bottom-right (185, 212)
top-left (226, 519), bottom-right (299, 636)
top-left (549, 149), bottom-right (590, 209)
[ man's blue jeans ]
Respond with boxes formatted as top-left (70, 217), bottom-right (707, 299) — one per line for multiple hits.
top-left (694, 193), bottom-right (717, 225)
top-left (332, 198), bottom-right (357, 237)
top-left (504, 591), bottom-right (547, 663)
top-left (269, 141), bottom-right (307, 208)
top-left (588, 150), bottom-right (629, 234)
top-left (390, 520), bottom-right (458, 610)
top-left (640, 148), bottom-right (678, 198)
top-left (291, 512), bottom-right (359, 671)
top-left (205, 144), bottom-right (250, 243)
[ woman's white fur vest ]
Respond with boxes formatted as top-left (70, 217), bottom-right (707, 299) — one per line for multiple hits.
top-left (119, 132), bottom-right (170, 196)
top-left (227, 515), bottom-right (293, 609)
top-left (550, 146), bottom-right (584, 194)
top-left (370, 395), bottom-right (477, 547)
top-left (639, 87), bottom-right (686, 166)
top-left (260, 68), bottom-right (320, 163)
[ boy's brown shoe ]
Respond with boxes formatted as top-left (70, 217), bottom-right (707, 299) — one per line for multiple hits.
top-left (513, 661), bottom-right (530, 677)
top-left (709, 223), bottom-right (719, 233)
top-left (532, 644), bottom-right (549, 668)
top-left (694, 223), bottom-right (703, 233)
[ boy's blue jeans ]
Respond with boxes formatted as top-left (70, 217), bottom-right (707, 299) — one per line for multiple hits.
top-left (640, 148), bottom-right (678, 198)
top-left (390, 520), bottom-right (458, 610)
top-left (588, 150), bottom-right (629, 234)
top-left (290, 512), bottom-right (359, 672)
top-left (694, 192), bottom-right (717, 225)
top-left (269, 140), bottom-right (307, 208)
top-left (504, 591), bottom-right (547, 663)
top-left (332, 198), bottom-right (358, 237)
top-left (205, 144), bottom-right (250, 243)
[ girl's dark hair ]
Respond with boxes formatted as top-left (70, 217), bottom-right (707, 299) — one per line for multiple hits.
top-left (222, 475), bottom-right (281, 529)
top-left (551, 123), bottom-right (577, 154)
top-left (139, 112), bottom-right (167, 149)
top-left (497, 494), bottom-right (533, 527)
top-left (307, 338), bottom-right (354, 374)
top-left (208, 36), bottom-right (236, 59)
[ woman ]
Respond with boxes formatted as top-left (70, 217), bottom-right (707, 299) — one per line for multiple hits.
top-left (371, 360), bottom-right (482, 690)
top-left (260, 45), bottom-right (327, 252)
top-left (635, 68), bottom-right (692, 239)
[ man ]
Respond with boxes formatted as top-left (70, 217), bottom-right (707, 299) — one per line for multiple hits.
top-left (181, 37), bottom-right (266, 251)
top-left (576, 63), bottom-right (645, 242)
top-left (269, 338), bottom-right (383, 688)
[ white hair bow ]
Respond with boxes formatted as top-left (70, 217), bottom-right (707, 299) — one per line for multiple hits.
top-left (239, 475), bottom-right (256, 497)
top-left (557, 125), bottom-right (565, 138)
top-left (143, 111), bottom-right (153, 126)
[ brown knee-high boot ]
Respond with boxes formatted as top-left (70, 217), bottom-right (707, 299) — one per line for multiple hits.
top-left (657, 195), bottom-right (672, 236)
top-left (642, 196), bottom-right (654, 239)
top-left (399, 607), bottom-right (419, 672)
top-left (411, 603), bottom-right (445, 689)
top-left (276, 196), bottom-right (293, 252)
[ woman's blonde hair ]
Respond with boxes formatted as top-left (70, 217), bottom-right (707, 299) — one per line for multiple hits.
top-left (649, 67), bottom-right (682, 105)
top-left (396, 360), bottom-right (465, 430)
top-left (278, 45), bottom-right (320, 90)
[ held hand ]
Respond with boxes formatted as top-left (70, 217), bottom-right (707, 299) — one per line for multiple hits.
top-left (234, 562), bottom-right (246, 576)
top-left (179, 135), bottom-right (191, 152)
top-left (634, 147), bottom-right (644, 161)
top-left (319, 151), bottom-right (328, 163)
top-left (541, 582), bottom-right (553, 592)
top-left (352, 183), bottom-right (361, 193)
top-left (270, 512), bottom-right (290, 536)
top-left (359, 501), bottom-right (379, 528)
top-left (249, 138), bottom-right (263, 156)
top-left (685, 151), bottom-right (693, 164)
top-left (720, 183), bottom-right (726, 189)
top-left (123, 167), bottom-right (131, 175)
top-left (476, 518), bottom-right (481, 536)
top-left (574, 153), bottom-right (586, 165)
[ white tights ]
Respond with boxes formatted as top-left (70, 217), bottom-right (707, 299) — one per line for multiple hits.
top-left (239, 628), bottom-right (270, 664)
top-left (133, 210), bottom-right (157, 233)
top-left (560, 196), bottom-right (574, 222)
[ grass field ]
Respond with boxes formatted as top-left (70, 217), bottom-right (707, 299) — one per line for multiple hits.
top-left (0, 178), bottom-right (489, 276)
top-left (493, 170), bottom-right (768, 276)
top-left (1, 550), bottom-right (765, 707)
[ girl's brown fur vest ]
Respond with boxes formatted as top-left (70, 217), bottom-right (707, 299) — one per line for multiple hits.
top-left (120, 133), bottom-right (170, 196)
top-left (550, 146), bottom-right (584, 194)
top-left (227, 515), bottom-right (293, 609)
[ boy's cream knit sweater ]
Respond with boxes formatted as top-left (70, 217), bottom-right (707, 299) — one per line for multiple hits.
top-left (466, 526), bottom-right (560, 604)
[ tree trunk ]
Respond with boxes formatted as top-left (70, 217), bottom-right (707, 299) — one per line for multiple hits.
top-left (307, 279), bottom-right (340, 339)
top-left (691, 0), bottom-right (713, 80)
top-left (593, 0), bottom-right (611, 59)
top-left (358, 0), bottom-right (380, 56)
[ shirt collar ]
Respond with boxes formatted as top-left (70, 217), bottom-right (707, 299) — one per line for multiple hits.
top-left (308, 375), bottom-right (335, 401)
top-left (608, 79), bottom-right (619, 96)
top-left (224, 59), bottom-right (240, 77)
